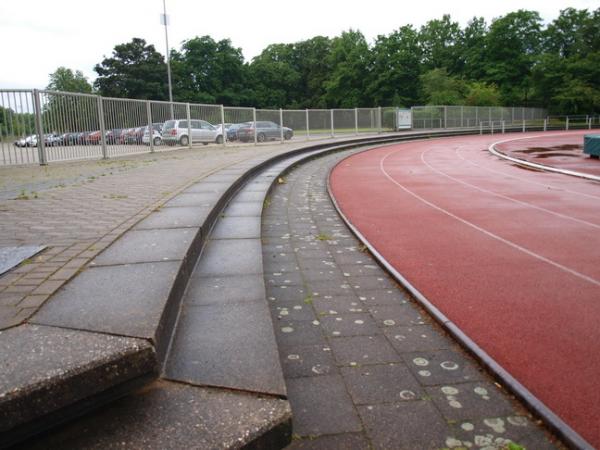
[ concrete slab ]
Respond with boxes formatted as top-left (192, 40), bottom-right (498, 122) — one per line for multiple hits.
top-left (33, 262), bottom-right (179, 340)
top-left (0, 324), bottom-right (155, 442)
top-left (92, 229), bottom-right (198, 266)
top-left (134, 206), bottom-right (210, 230)
top-left (22, 380), bottom-right (291, 450)
top-left (195, 239), bottom-right (262, 277)
top-left (165, 302), bottom-right (286, 396)
top-left (223, 201), bottom-right (263, 217)
top-left (185, 273), bottom-right (265, 306)
top-left (165, 192), bottom-right (220, 207)
top-left (210, 216), bottom-right (261, 239)
top-left (184, 181), bottom-right (232, 193)
top-left (0, 246), bottom-right (46, 276)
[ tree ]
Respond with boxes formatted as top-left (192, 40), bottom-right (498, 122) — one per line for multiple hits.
top-left (94, 38), bottom-right (167, 100)
top-left (323, 30), bottom-right (371, 107)
top-left (368, 26), bottom-right (422, 106)
top-left (483, 10), bottom-right (542, 105)
top-left (293, 36), bottom-right (333, 108)
top-left (419, 15), bottom-right (463, 73)
top-left (420, 68), bottom-right (466, 105)
top-left (47, 67), bottom-right (93, 93)
top-left (461, 17), bottom-right (488, 80)
top-left (171, 36), bottom-right (247, 105)
top-left (464, 82), bottom-right (501, 106)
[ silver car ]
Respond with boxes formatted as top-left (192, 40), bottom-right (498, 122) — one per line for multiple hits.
top-left (161, 119), bottom-right (223, 146)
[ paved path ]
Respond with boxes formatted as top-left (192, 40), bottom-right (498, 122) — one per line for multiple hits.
top-left (263, 150), bottom-right (559, 449)
top-left (0, 140), bottom-right (345, 329)
top-left (495, 130), bottom-right (600, 177)
top-left (329, 133), bottom-right (600, 447)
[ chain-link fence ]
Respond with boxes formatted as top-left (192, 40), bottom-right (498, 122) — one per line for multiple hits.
top-left (8, 87), bottom-right (595, 167)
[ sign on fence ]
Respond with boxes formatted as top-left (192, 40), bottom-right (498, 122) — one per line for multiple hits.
top-left (397, 109), bottom-right (411, 130)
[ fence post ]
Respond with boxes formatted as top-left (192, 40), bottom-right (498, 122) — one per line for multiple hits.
top-left (279, 108), bottom-right (284, 143)
top-left (220, 105), bottom-right (226, 147)
top-left (589, 117), bottom-right (592, 130)
top-left (355, 108), bottom-right (358, 135)
top-left (145, 100), bottom-right (154, 154)
top-left (511, 107), bottom-right (515, 125)
top-left (410, 107), bottom-right (414, 130)
top-left (98, 96), bottom-right (108, 158)
top-left (502, 120), bottom-right (505, 134)
top-left (491, 121), bottom-right (494, 135)
top-left (444, 106), bottom-right (447, 129)
top-left (566, 116), bottom-right (569, 130)
top-left (378, 107), bottom-right (383, 133)
top-left (460, 106), bottom-right (464, 128)
top-left (186, 103), bottom-right (192, 148)
top-left (522, 119), bottom-right (526, 133)
top-left (479, 121), bottom-right (482, 135)
top-left (32, 89), bottom-right (47, 165)
top-left (305, 109), bottom-right (310, 140)
top-left (544, 118), bottom-right (547, 132)
top-left (475, 108), bottom-right (478, 127)
top-left (330, 109), bottom-right (334, 138)
top-left (253, 108), bottom-right (257, 145)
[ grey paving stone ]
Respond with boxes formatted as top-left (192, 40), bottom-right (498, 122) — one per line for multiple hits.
top-left (305, 279), bottom-right (355, 297)
top-left (195, 239), bottom-right (262, 276)
top-left (241, 181), bottom-right (273, 192)
top-left (92, 228), bottom-right (197, 265)
top-left (224, 201), bottom-right (263, 217)
top-left (165, 191), bottom-right (220, 207)
top-left (286, 375), bottom-right (362, 436)
top-left (263, 260), bottom-right (300, 274)
top-left (33, 262), bottom-right (179, 339)
top-left (403, 350), bottom-right (484, 386)
top-left (368, 304), bottom-right (427, 327)
top-left (312, 295), bottom-right (367, 315)
top-left (274, 319), bottom-right (326, 348)
top-left (338, 263), bottom-right (384, 278)
top-left (329, 335), bottom-right (401, 366)
top-left (383, 325), bottom-right (452, 353)
top-left (347, 275), bottom-right (398, 291)
top-left (357, 401), bottom-right (450, 450)
top-left (448, 416), bottom-right (558, 450)
top-left (134, 206), bottom-right (210, 230)
top-left (268, 285), bottom-right (307, 303)
top-left (280, 343), bottom-right (338, 379)
top-left (297, 257), bottom-right (338, 271)
top-left (319, 313), bottom-right (381, 337)
top-left (286, 433), bottom-right (370, 449)
top-left (201, 173), bottom-right (241, 183)
top-left (341, 363), bottom-right (424, 405)
top-left (185, 273), bottom-right (265, 306)
top-left (0, 324), bottom-right (155, 434)
top-left (265, 270), bottom-right (303, 287)
top-left (165, 302), bottom-right (285, 396)
top-left (301, 268), bottom-right (346, 283)
top-left (211, 216), bottom-right (261, 239)
top-left (272, 302), bottom-right (317, 321)
top-left (425, 381), bottom-right (517, 421)
top-left (355, 288), bottom-right (411, 306)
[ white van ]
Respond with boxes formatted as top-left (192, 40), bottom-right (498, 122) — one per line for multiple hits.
top-left (161, 119), bottom-right (224, 146)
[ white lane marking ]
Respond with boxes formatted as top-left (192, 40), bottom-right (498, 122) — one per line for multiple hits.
top-left (420, 148), bottom-right (600, 230)
top-left (378, 148), bottom-right (600, 287)
top-left (455, 146), bottom-right (600, 201)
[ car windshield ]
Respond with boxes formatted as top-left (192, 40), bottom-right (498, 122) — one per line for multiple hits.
top-left (163, 120), bottom-right (176, 130)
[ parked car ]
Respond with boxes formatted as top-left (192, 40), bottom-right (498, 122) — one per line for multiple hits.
top-left (106, 129), bottom-right (123, 145)
top-left (226, 122), bottom-right (250, 142)
top-left (142, 123), bottom-right (163, 146)
top-left (237, 121), bottom-right (293, 142)
top-left (58, 133), bottom-right (78, 146)
top-left (86, 131), bottom-right (102, 145)
top-left (43, 133), bottom-right (61, 146)
top-left (14, 136), bottom-right (29, 147)
top-left (161, 119), bottom-right (223, 146)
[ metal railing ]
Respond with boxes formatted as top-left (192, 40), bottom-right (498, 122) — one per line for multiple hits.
top-left (0, 89), bottom-right (391, 166)
top-left (4, 88), bottom-right (596, 166)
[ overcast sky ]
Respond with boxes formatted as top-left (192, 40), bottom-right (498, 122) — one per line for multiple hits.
top-left (0, 0), bottom-right (595, 90)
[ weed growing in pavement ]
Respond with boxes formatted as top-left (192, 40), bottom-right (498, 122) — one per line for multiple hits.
top-left (315, 233), bottom-right (332, 241)
top-left (303, 294), bottom-right (313, 305)
top-left (104, 194), bottom-right (129, 199)
top-left (15, 190), bottom-right (30, 200)
top-left (263, 196), bottom-right (271, 209)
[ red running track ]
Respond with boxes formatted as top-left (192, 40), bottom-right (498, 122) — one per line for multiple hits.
top-left (330, 131), bottom-right (600, 447)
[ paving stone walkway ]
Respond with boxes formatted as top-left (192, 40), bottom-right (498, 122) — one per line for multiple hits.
top-left (262, 150), bottom-right (561, 450)
top-left (0, 142), bottom-right (317, 329)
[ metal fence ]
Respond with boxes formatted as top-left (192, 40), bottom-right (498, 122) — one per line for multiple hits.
top-left (4, 88), bottom-right (595, 167)
top-left (0, 89), bottom-right (390, 166)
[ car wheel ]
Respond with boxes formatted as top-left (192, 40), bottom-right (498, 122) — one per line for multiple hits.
top-left (216, 135), bottom-right (223, 144)
top-left (202, 142), bottom-right (209, 146)
top-left (284, 131), bottom-right (293, 140)
top-left (179, 135), bottom-right (189, 146)
top-left (257, 133), bottom-right (266, 143)
top-left (153, 137), bottom-right (161, 146)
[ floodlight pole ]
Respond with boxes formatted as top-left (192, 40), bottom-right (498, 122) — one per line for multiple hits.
top-left (163, 0), bottom-right (174, 118)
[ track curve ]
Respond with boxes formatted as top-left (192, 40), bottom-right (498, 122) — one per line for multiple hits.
top-left (329, 131), bottom-right (600, 448)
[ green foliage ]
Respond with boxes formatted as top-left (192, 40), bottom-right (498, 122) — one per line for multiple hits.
top-left (47, 67), bottom-right (93, 93)
top-left (94, 38), bottom-right (167, 100)
top-left (79, 9), bottom-right (599, 114)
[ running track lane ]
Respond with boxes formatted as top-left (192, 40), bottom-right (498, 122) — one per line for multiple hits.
top-left (330, 131), bottom-right (600, 447)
